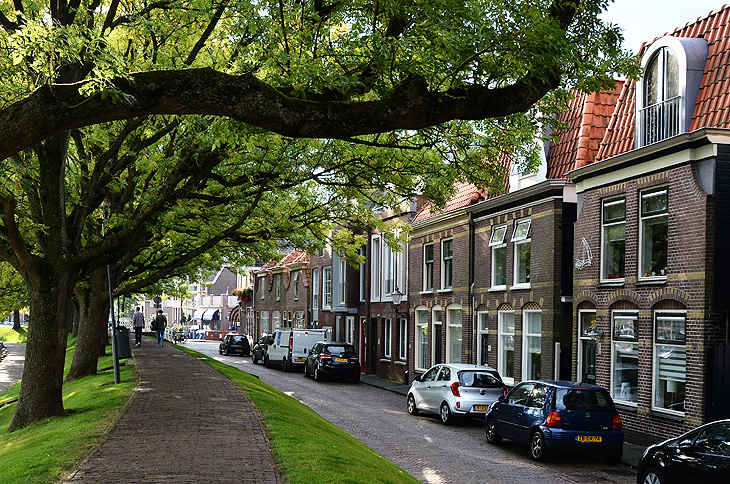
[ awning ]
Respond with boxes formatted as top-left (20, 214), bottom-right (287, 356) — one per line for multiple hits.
top-left (202, 308), bottom-right (220, 321)
top-left (191, 309), bottom-right (206, 321)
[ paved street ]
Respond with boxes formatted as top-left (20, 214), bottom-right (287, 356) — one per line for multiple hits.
top-left (187, 341), bottom-right (637, 484)
top-left (0, 343), bottom-right (25, 394)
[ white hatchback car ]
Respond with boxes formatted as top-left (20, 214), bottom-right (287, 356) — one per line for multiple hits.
top-left (407, 364), bottom-right (506, 424)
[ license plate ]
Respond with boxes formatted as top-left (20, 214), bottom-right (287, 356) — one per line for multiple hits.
top-left (576, 435), bottom-right (602, 443)
top-left (335, 357), bottom-right (348, 362)
top-left (234, 349), bottom-right (243, 353)
top-left (473, 405), bottom-right (490, 411)
top-left (295, 358), bottom-right (305, 362)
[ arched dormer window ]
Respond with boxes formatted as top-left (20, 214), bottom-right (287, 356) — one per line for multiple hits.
top-left (635, 36), bottom-right (707, 148)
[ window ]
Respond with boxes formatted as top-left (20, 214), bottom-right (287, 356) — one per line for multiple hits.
top-left (293, 272), bottom-right (300, 300)
top-left (602, 197), bottom-right (626, 280)
top-left (640, 188), bottom-right (668, 279)
top-left (345, 316), bottom-right (354, 344)
top-left (522, 311), bottom-right (542, 380)
top-left (273, 311), bottom-right (281, 329)
top-left (477, 312), bottom-right (489, 366)
top-left (512, 220), bottom-right (531, 286)
top-left (398, 318), bottom-right (407, 360)
top-left (654, 313), bottom-right (686, 414)
top-left (295, 311), bottom-right (305, 328)
top-left (383, 318), bottom-right (392, 359)
top-left (498, 311), bottom-right (515, 384)
top-left (446, 307), bottom-right (462, 363)
top-left (490, 225), bottom-right (507, 289)
top-left (384, 243), bottom-right (395, 295)
top-left (423, 243), bottom-right (434, 291)
top-left (432, 307), bottom-right (443, 364)
top-left (261, 311), bottom-right (269, 333)
top-left (371, 236), bottom-right (381, 300)
top-left (312, 269), bottom-right (319, 310)
top-left (339, 258), bottom-right (347, 306)
top-left (415, 308), bottom-right (429, 370)
top-left (639, 47), bottom-right (680, 146)
top-left (323, 267), bottom-right (332, 309)
top-left (611, 311), bottom-right (639, 405)
top-left (259, 276), bottom-right (265, 299)
top-left (441, 239), bottom-right (453, 290)
top-left (275, 274), bottom-right (281, 300)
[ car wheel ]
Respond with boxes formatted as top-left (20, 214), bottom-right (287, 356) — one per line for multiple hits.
top-left (439, 402), bottom-right (453, 425)
top-left (252, 352), bottom-right (259, 364)
top-left (407, 394), bottom-right (419, 416)
top-left (224, 347), bottom-right (230, 355)
top-left (264, 355), bottom-right (270, 368)
top-left (530, 431), bottom-right (548, 462)
top-left (640, 467), bottom-right (665, 484)
top-left (282, 358), bottom-right (289, 372)
top-left (218, 347), bottom-right (222, 354)
top-left (314, 365), bottom-right (323, 381)
top-left (485, 417), bottom-right (502, 444)
top-left (304, 362), bottom-right (310, 377)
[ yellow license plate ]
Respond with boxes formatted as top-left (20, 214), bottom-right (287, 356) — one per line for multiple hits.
top-left (335, 357), bottom-right (348, 362)
top-left (473, 405), bottom-right (490, 412)
top-left (576, 435), bottom-right (602, 443)
top-left (295, 358), bottom-right (305, 362)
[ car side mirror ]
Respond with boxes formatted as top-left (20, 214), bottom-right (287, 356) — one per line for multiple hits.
top-left (498, 395), bottom-right (506, 403)
top-left (678, 439), bottom-right (693, 451)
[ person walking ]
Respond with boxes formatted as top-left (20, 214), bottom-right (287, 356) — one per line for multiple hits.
top-left (132, 307), bottom-right (145, 347)
top-left (154, 310), bottom-right (167, 347)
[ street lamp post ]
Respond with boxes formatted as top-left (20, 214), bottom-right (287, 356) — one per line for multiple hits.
top-left (391, 287), bottom-right (410, 385)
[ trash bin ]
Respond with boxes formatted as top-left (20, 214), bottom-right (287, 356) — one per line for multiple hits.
top-left (116, 326), bottom-right (131, 359)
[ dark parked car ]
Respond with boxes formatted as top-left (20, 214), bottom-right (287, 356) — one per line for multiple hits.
top-left (304, 341), bottom-right (360, 383)
top-left (486, 380), bottom-right (624, 463)
top-left (637, 419), bottom-right (730, 484)
top-left (251, 333), bottom-right (274, 364)
top-left (218, 334), bottom-right (250, 356)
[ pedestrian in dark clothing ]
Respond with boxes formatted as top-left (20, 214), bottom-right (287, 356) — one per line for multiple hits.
top-left (132, 307), bottom-right (145, 347)
top-left (155, 310), bottom-right (167, 347)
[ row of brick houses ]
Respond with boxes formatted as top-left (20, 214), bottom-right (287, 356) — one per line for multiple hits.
top-left (249, 6), bottom-right (730, 441)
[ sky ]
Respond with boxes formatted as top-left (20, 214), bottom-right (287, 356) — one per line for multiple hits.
top-left (601, 0), bottom-right (727, 52)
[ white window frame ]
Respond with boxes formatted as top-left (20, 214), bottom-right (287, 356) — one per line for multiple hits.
top-left (384, 242), bottom-right (395, 297)
top-left (415, 307), bottom-right (429, 371)
top-left (511, 219), bottom-right (531, 289)
top-left (577, 309), bottom-right (598, 383)
top-left (522, 310), bottom-right (542, 381)
top-left (489, 225), bottom-right (508, 290)
top-left (339, 258), bottom-right (347, 307)
top-left (639, 187), bottom-right (669, 281)
top-left (293, 271), bottom-right (300, 300)
top-left (312, 269), bottom-right (320, 310)
top-left (345, 316), bottom-right (355, 344)
top-left (477, 311), bottom-right (489, 366)
top-left (398, 317), bottom-right (407, 360)
top-left (441, 238), bottom-right (453, 290)
top-left (383, 318), bottom-right (392, 359)
top-left (371, 235), bottom-right (382, 301)
top-left (258, 275), bottom-right (266, 299)
top-left (275, 274), bottom-right (281, 301)
top-left (601, 197), bottom-right (627, 282)
top-left (610, 311), bottom-right (639, 406)
top-left (498, 310), bottom-right (515, 385)
top-left (423, 243), bottom-right (434, 292)
top-left (431, 306), bottom-right (443, 365)
top-left (652, 311), bottom-right (686, 416)
top-left (261, 311), bottom-right (269, 333)
top-left (323, 266), bottom-right (332, 309)
top-left (273, 311), bottom-right (281, 329)
top-left (445, 305), bottom-right (462, 364)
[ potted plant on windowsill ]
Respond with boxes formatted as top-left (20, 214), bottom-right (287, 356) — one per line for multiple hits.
top-left (232, 287), bottom-right (253, 301)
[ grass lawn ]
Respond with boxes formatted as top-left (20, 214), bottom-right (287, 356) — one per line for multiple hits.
top-left (0, 338), bottom-right (135, 484)
top-left (178, 346), bottom-right (420, 484)
top-left (0, 327), bottom-right (27, 343)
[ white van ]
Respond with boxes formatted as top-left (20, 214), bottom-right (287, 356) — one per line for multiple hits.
top-left (265, 328), bottom-right (330, 371)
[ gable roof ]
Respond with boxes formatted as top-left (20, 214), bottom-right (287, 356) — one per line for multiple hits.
top-left (598, 4), bottom-right (730, 160)
top-left (411, 182), bottom-right (496, 224)
top-left (260, 249), bottom-right (309, 271)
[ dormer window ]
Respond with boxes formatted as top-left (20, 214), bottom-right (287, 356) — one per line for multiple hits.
top-left (635, 36), bottom-right (708, 148)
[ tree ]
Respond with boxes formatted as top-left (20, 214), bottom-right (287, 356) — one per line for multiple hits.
top-left (0, 0), bottom-right (637, 431)
top-left (0, 262), bottom-right (27, 330)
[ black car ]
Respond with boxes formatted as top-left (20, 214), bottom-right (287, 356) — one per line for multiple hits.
top-left (637, 419), bottom-right (730, 484)
top-left (251, 333), bottom-right (274, 364)
top-left (218, 334), bottom-right (250, 356)
top-left (304, 341), bottom-right (360, 383)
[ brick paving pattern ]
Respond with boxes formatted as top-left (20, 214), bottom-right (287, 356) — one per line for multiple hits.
top-left (65, 339), bottom-right (282, 483)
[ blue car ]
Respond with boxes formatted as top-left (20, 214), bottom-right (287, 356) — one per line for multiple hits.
top-left (485, 380), bottom-right (624, 463)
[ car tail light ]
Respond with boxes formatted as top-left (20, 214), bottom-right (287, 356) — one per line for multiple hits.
top-left (289, 337), bottom-right (293, 352)
top-left (351, 355), bottom-right (358, 360)
top-left (612, 414), bottom-right (623, 431)
top-left (319, 353), bottom-right (332, 361)
top-left (450, 382), bottom-right (461, 397)
top-left (546, 411), bottom-right (562, 428)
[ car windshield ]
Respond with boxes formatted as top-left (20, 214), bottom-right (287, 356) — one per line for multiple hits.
top-left (458, 371), bottom-right (502, 388)
top-left (324, 345), bottom-right (356, 356)
top-left (230, 336), bottom-right (245, 343)
top-left (555, 388), bottom-right (614, 411)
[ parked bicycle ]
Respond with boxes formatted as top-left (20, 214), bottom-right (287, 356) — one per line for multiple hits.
top-left (172, 329), bottom-right (186, 344)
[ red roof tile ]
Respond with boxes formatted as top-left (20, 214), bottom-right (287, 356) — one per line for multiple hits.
top-left (412, 182), bottom-right (497, 224)
top-left (599, 4), bottom-right (730, 159)
top-left (261, 250), bottom-right (309, 271)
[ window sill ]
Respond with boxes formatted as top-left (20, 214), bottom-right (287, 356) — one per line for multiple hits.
top-left (419, 290), bottom-right (434, 295)
top-left (614, 401), bottom-right (638, 412)
top-left (380, 358), bottom-right (392, 363)
top-left (509, 283), bottom-right (531, 291)
top-left (488, 286), bottom-right (507, 292)
top-left (648, 409), bottom-right (685, 422)
top-left (636, 278), bottom-right (667, 286)
top-left (598, 281), bottom-right (625, 288)
top-left (437, 288), bottom-right (453, 294)
top-left (395, 360), bottom-right (407, 366)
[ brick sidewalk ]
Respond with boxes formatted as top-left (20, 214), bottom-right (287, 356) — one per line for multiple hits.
top-left (65, 339), bottom-right (282, 483)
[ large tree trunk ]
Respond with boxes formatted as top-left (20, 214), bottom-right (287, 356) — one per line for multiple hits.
top-left (12, 308), bottom-right (20, 331)
top-left (66, 269), bottom-right (110, 381)
top-left (8, 273), bottom-right (74, 432)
